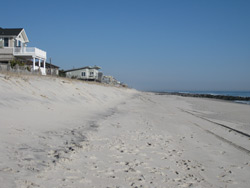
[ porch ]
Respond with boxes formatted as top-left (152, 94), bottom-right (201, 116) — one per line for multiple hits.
top-left (13, 47), bottom-right (47, 75)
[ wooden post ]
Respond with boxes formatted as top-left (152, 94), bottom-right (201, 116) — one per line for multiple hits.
top-left (50, 58), bottom-right (52, 75)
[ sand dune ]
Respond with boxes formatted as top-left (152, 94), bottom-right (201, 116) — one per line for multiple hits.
top-left (0, 73), bottom-right (250, 188)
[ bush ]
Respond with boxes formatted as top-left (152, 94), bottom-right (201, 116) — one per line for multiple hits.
top-left (10, 59), bottom-right (25, 68)
top-left (59, 69), bottom-right (66, 77)
top-left (71, 76), bottom-right (78, 79)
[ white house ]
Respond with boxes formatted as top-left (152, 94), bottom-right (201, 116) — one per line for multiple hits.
top-left (0, 27), bottom-right (47, 75)
top-left (64, 66), bottom-right (101, 81)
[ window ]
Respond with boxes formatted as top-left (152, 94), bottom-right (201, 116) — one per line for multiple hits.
top-left (82, 72), bottom-right (86, 77)
top-left (15, 40), bottom-right (21, 47)
top-left (90, 72), bottom-right (94, 75)
top-left (4, 38), bottom-right (9, 47)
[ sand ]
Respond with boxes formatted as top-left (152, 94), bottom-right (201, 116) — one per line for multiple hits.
top-left (0, 73), bottom-right (250, 188)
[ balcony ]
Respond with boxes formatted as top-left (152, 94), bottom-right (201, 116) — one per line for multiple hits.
top-left (13, 47), bottom-right (46, 59)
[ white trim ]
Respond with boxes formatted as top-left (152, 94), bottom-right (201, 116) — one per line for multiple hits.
top-left (13, 47), bottom-right (47, 59)
top-left (16, 29), bottom-right (29, 43)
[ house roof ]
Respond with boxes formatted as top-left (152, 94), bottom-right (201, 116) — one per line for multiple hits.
top-left (46, 63), bottom-right (60, 69)
top-left (64, 66), bottom-right (101, 72)
top-left (0, 27), bottom-right (23, 36)
top-left (0, 27), bottom-right (29, 43)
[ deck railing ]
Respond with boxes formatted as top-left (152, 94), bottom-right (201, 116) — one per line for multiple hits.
top-left (13, 47), bottom-right (46, 59)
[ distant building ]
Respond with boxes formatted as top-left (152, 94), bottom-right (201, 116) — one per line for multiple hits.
top-left (64, 66), bottom-right (101, 81)
top-left (102, 75), bottom-right (120, 85)
top-left (46, 63), bottom-right (60, 76)
top-left (0, 27), bottom-right (47, 75)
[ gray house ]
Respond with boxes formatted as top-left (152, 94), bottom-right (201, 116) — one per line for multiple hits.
top-left (64, 66), bottom-right (101, 81)
top-left (0, 27), bottom-right (47, 75)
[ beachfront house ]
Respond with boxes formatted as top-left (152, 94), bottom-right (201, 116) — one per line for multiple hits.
top-left (0, 27), bottom-right (47, 75)
top-left (64, 66), bottom-right (101, 81)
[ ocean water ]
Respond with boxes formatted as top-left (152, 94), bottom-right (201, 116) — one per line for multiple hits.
top-left (177, 91), bottom-right (250, 97)
top-left (177, 91), bottom-right (250, 105)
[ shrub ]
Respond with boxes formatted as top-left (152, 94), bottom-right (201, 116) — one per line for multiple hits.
top-left (59, 69), bottom-right (66, 77)
top-left (10, 59), bottom-right (25, 68)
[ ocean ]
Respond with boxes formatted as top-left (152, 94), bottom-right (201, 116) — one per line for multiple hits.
top-left (177, 91), bottom-right (250, 97)
top-left (176, 91), bottom-right (250, 105)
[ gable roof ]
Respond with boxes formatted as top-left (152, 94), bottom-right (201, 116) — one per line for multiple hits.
top-left (0, 27), bottom-right (29, 43)
top-left (64, 66), bottom-right (101, 73)
top-left (0, 27), bottom-right (23, 36)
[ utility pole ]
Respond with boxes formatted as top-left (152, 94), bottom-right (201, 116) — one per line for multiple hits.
top-left (50, 58), bottom-right (52, 75)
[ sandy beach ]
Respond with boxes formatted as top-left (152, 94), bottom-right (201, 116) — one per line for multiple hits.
top-left (0, 73), bottom-right (250, 188)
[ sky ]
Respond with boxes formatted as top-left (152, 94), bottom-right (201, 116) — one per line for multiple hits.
top-left (1, 0), bottom-right (250, 91)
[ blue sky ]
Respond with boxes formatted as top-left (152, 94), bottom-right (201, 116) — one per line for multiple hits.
top-left (2, 0), bottom-right (250, 91)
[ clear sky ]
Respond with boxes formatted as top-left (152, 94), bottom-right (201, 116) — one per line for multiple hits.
top-left (2, 0), bottom-right (250, 91)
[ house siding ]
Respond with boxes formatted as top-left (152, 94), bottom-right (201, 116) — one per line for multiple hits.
top-left (66, 68), bottom-right (99, 80)
top-left (0, 48), bottom-right (14, 61)
top-left (9, 38), bottom-right (15, 47)
top-left (0, 36), bottom-right (23, 61)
